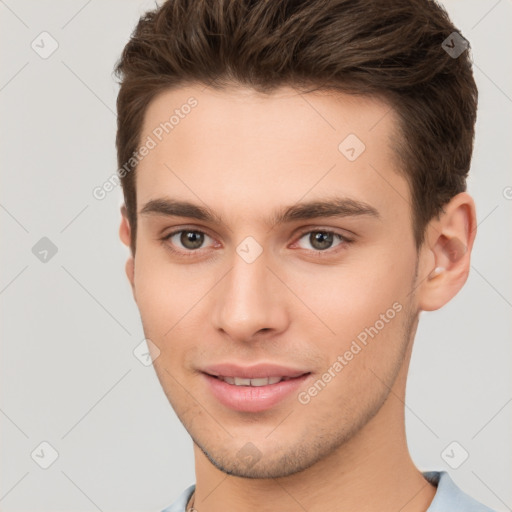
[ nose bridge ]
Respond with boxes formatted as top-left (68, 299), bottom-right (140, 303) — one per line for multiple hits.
top-left (212, 242), bottom-right (287, 341)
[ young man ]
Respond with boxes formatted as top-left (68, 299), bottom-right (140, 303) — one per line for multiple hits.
top-left (116, 1), bottom-right (495, 511)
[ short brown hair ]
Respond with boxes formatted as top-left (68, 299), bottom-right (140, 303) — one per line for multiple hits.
top-left (115, 0), bottom-right (477, 256)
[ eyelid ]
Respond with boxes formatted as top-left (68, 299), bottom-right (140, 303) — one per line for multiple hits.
top-left (162, 227), bottom-right (218, 248)
top-left (292, 225), bottom-right (355, 240)
top-left (290, 227), bottom-right (353, 253)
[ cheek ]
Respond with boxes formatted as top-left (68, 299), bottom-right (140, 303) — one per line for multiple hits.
top-left (296, 256), bottom-right (412, 330)
top-left (287, 247), bottom-right (416, 378)
top-left (293, 273), bottom-right (413, 418)
top-left (133, 247), bottom-right (182, 333)
top-left (133, 245), bottom-right (220, 342)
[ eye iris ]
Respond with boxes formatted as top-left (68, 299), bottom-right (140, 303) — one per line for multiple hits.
top-left (310, 231), bottom-right (333, 250)
top-left (180, 231), bottom-right (204, 249)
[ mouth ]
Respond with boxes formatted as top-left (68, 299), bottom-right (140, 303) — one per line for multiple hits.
top-left (207, 375), bottom-right (302, 386)
top-left (200, 364), bottom-right (312, 412)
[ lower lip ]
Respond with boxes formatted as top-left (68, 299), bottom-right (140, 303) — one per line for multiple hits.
top-left (202, 373), bottom-right (311, 412)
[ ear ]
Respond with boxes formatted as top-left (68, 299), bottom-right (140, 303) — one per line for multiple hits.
top-left (416, 192), bottom-right (477, 311)
top-left (119, 204), bottom-right (135, 295)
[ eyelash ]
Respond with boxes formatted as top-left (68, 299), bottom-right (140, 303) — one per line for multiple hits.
top-left (160, 227), bottom-right (354, 259)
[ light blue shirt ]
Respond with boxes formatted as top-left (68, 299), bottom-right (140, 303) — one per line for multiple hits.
top-left (160, 470), bottom-right (497, 512)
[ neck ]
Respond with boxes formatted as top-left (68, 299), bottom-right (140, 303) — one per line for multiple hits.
top-left (190, 335), bottom-right (436, 512)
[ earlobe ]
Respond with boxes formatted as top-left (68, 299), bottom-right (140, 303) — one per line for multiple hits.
top-left (417, 192), bottom-right (477, 311)
top-left (119, 204), bottom-right (131, 247)
top-left (125, 257), bottom-right (135, 293)
top-left (119, 204), bottom-right (136, 294)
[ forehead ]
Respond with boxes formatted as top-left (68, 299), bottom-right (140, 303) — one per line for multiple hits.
top-left (135, 83), bottom-right (410, 228)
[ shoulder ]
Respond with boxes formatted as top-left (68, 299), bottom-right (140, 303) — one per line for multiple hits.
top-left (159, 473), bottom-right (498, 512)
top-left (424, 471), bottom-right (497, 512)
top-left (160, 483), bottom-right (195, 512)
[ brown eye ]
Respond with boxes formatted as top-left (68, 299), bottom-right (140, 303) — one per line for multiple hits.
top-left (309, 231), bottom-right (334, 250)
top-left (297, 230), bottom-right (345, 252)
top-left (164, 230), bottom-right (212, 251)
top-left (179, 230), bottom-right (204, 249)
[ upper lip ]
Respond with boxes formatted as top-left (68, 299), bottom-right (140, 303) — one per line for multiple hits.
top-left (201, 363), bottom-right (310, 379)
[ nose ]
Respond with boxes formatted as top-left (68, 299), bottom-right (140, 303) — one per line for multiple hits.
top-left (211, 246), bottom-right (289, 343)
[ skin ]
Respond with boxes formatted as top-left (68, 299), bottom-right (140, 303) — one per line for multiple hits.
top-left (119, 84), bottom-right (476, 512)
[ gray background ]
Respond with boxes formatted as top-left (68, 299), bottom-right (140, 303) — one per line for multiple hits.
top-left (1, 0), bottom-right (511, 511)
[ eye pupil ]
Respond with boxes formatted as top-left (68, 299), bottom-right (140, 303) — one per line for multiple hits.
top-left (180, 231), bottom-right (204, 249)
top-left (310, 231), bottom-right (333, 250)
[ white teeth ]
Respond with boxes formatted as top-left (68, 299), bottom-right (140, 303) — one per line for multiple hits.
top-left (219, 376), bottom-right (285, 386)
top-left (234, 377), bottom-right (252, 386)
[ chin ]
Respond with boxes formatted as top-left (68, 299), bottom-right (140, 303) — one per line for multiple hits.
top-left (192, 431), bottom-right (348, 480)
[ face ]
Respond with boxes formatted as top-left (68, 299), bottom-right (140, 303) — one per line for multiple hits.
top-left (123, 84), bottom-right (424, 478)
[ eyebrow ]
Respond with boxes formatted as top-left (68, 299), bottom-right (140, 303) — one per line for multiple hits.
top-left (139, 196), bottom-right (380, 226)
